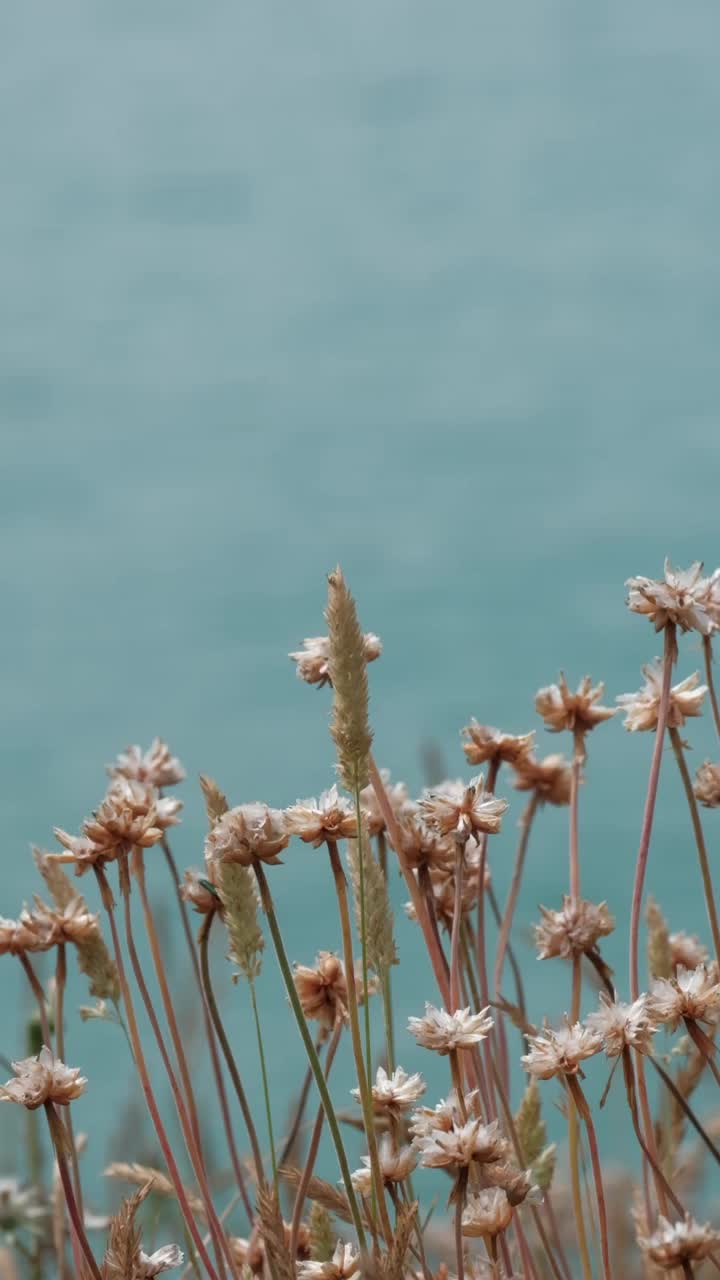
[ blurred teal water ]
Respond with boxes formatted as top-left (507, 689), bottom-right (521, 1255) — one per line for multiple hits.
top-left (3, 0), bottom-right (720, 1223)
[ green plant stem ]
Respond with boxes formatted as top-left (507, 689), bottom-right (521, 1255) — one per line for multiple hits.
top-left (289, 1015), bottom-right (343, 1260)
top-left (669, 726), bottom-right (720, 968)
top-left (326, 840), bottom-right (392, 1245)
top-left (376, 832), bottom-right (396, 1072)
top-left (249, 976), bottom-right (278, 1194)
top-left (353, 775), bottom-right (373, 1095)
top-left (198, 912), bottom-right (266, 1192)
top-left (44, 1104), bottom-right (102, 1280)
top-left (253, 861), bottom-right (367, 1252)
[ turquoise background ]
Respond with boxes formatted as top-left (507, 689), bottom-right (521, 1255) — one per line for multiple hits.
top-left (2, 0), bottom-right (720, 1228)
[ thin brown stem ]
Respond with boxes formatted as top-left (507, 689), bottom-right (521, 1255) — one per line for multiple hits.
top-left (493, 793), bottom-right (539, 998)
top-left (450, 841), bottom-right (466, 1013)
top-left (93, 866), bottom-right (221, 1280)
top-left (18, 954), bottom-right (52, 1048)
top-left (704, 635), bottom-right (720, 741)
top-left (669, 726), bottom-right (720, 967)
top-left (289, 1016), bottom-right (343, 1260)
top-left (567, 1076), bottom-right (612, 1280)
top-left (647, 1053), bottom-right (720, 1165)
top-left (685, 1018), bottom-right (720, 1086)
top-left (44, 1104), bottom-right (102, 1280)
top-left (621, 1050), bottom-right (684, 1214)
top-left (454, 1194), bottom-right (465, 1280)
top-left (54, 945), bottom-right (83, 1220)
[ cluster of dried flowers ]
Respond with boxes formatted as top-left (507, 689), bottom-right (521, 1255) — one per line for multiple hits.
top-left (2, 560), bottom-right (720, 1279)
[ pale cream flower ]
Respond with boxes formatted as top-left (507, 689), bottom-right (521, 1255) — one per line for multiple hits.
top-left (522, 1023), bottom-right (601, 1080)
top-left (481, 1161), bottom-right (541, 1207)
top-left (408, 1004), bottom-right (493, 1054)
top-left (22, 896), bottom-right (100, 946)
top-left (513, 754), bottom-right (572, 807)
top-left (461, 1189), bottom-right (513, 1238)
top-left (352, 1065), bottom-right (426, 1116)
top-left (285, 785), bottom-right (360, 847)
top-left (205, 803), bottom-right (288, 867)
top-left (420, 776), bottom-right (508, 843)
top-left (360, 770), bottom-right (409, 837)
top-left (0, 915), bottom-right (52, 957)
top-left (107, 739), bottom-right (186, 789)
top-left (535, 674), bottom-right (615, 737)
top-left (694, 760), bottom-right (720, 809)
top-left (638, 1213), bottom-right (720, 1269)
top-left (52, 831), bottom-right (108, 877)
top-left (351, 1136), bottom-right (416, 1192)
top-left (0, 1046), bottom-right (87, 1110)
top-left (409, 1089), bottom-right (480, 1139)
top-left (290, 633), bottom-right (381, 688)
top-left (617, 660), bottom-right (706, 732)
top-left (627, 560), bottom-right (716, 647)
top-left (298, 1242), bottom-right (361, 1280)
top-left (585, 994), bottom-right (656, 1057)
top-left (232, 1225), bottom-right (310, 1272)
top-left (461, 723), bottom-right (535, 768)
top-left (416, 1118), bottom-right (508, 1170)
top-left (669, 931), bottom-right (708, 973)
top-left (180, 868), bottom-right (220, 915)
top-left (138, 1244), bottom-right (185, 1275)
top-left (422, 842), bottom-right (491, 930)
top-left (86, 779), bottom-right (165, 857)
top-left (293, 952), bottom-right (373, 1029)
top-left (650, 964), bottom-right (720, 1029)
top-left (153, 794), bottom-right (183, 831)
top-left (534, 896), bottom-right (614, 960)
top-left (394, 812), bottom-right (454, 871)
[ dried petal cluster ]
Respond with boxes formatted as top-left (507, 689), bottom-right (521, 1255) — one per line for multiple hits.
top-left (627, 560), bottom-right (717, 643)
top-left (522, 1023), bottom-right (601, 1080)
top-left (107, 738), bottom-right (185, 789)
top-left (290, 632), bottom-right (381, 688)
top-left (638, 1213), bottom-right (720, 1269)
top-left (586, 994), bottom-right (656, 1057)
top-left (650, 964), bottom-right (720, 1030)
top-left (0, 1047), bottom-right (87, 1110)
top-left (461, 722), bottom-right (535, 767)
top-left (534, 895), bottom-right (615, 960)
top-left (617, 660), bottom-right (706, 731)
top-left (285, 785), bottom-right (360, 847)
top-left (513, 753), bottom-right (572, 807)
top-left (535, 674), bottom-right (616, 736)
top-left (420, 776), bottom-right (508, 843)
top-left (694, 760), bottom-right (720, 808)
top-left (205, 803), bottom-right (288, 867)
top-left (408, 1004), bottom-right (494, 1055)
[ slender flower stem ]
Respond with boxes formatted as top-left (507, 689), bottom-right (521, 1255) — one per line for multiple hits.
top-left (621, 1050), bottom-right (684, 1215)
top-left (119, 857), bottom-right (234, 1280)
top-left (278, 1055), bottom-right (316, 1169)
top-left (249, 976), bottom-right (278, 1194)
top-left (198, 913), bottom-right (266, 1190)
top-left (18, 954), bottom-right (52, 1048)
top-left (326, 840), bottom-right (393, 1245)
top-left (253, 862), bottom-right (367, 1252)
top-left (647, 1053), bottom-right (720, 1165)
top-left (704, 636), bottom-right (720, 741)
top-left (668, 726), bottom-right (720, 967)
top-left (449, 841), bottom-right (465, 1014)
top-left (684, 1018), bottom-right (720, 1087)
top-left (161, 835), bottom-right (251, 1219)
top-left (376, 832), bottom-right (396, 1071)
top-left (566, 1076), bottom-right (612, 1280)
top-left (353, 776), bottom-right (373, 1095)
top-left (453, 1194), bottom-right (465, 1280)
top-left (54, 945), bottom-right (83, 1219)
top-left (493, 794), bottom-right (539, 998)
top-left (289, 1016), bottom-right (343, 1260)
top-left (566, 727), bottom-right (591, 1280)
top-left (44, 1104), bottom-right (102, 1280)
top-left (93, 867), bottom-right (221, 1280)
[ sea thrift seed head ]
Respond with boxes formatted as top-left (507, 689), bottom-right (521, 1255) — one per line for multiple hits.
top-left (352, 1065), bottom-right (426, 1116)
top-left (0, 1046), bottom-right (86, 1110)
top-left (461, 722), bottom-right (535, 767)
top-left (408, 1004), bottom-right (494, 1054)
top-left (694, 760), bottom-right (720, 808)
top-left (617, 660), bottom-right (706, 732)
top-left (138, 1245), bottom-right (185, 1275)
top-left (107, 739), bottom-right (186, 789)
top-left (420, 775), bottom-right (508, 843)
top-left (669, 931), bottom-right (709, 973)
top-left (83, 778), bottom-right (165, 859)
top-left (422, 843), bottom-right (491, 930)
top-left (417, 1118), bottom-right (509, 1170)
top-left (410, 1089), bottom-right (480, 1139)
top-left (351, 1136), bottom-right (416, 1191)
top-left (290, 632), bottom-right (382, 689)
top-left (285, 785), bottom-right (361, 847)
top-left (535, 674), bottom-right (616, 737)
top-left (298, 1241), bottom-right (361, 1280)
top-left (512, 754), bottom-right (572, 807)
top-left (626, 560), bottom-right (716, 652)
top-left (461, 1189), bottom-right (513, 1237)
top-left (0, 916), bottom-right (52, 956)
top-left (638, 1214), bottom-right (720, 1269)
top-left (359, 768), bottom-right (409, 836)
top-left (293, 952), bottom-right (350, 1030)
top-left (534, 895), bottom-right (615, 960)
top-left (205, 803), bottom-right (288, 867)
top-left (22, 896), bottom-right (100, 947)
top-left (649, 964), bottom-right (720, 1029)
top-left (585, 993), bottom-right (656, 1057)
top-left (394, 812), bottom-right (454, 871)
top-left (481, 1161), bottom-right (540, 1207)
top-left (180, 867), bottom-right (221, 915)
top-left (522, 1023), bottom-right (602, 1080)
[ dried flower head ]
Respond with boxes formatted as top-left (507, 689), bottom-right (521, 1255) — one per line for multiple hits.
top-left (290, 632), bottom-right (382, 688)
top-left (285, 786), bottom-right (360, 847)
top-left (421, 842), bottom-right (491, 930)
top-left (53, 780), bottom-right (166, 877)
top-left (513, 754), bottom-right (572, 807)
top-left (669, 931), bottom-right (709, 973)
top-left (461, 722), bottom-right (535, 768)
top-left (394, 812), bottom-right (454, 871)
top-left (694, 760), bottom-right (720, 809)
top-left (522, 1023), bottom-right (601, 1080)
top-left (534, 896), bottom-right (615, 960)
top-left (360, 769), bottom-right (408, 837)
top-left (585, 993), bottom-right (656, 1057)
top-left (138, 1245), bottom-right (185, 1275)
top-left (420, 776), bottom-right (508, 843)
top-left (617, 661), bottom-right (706, 732)
top-left (627, 560), bottom-right (716, 651)
top-left (0, 915), bottom-right (52, 957)
top-left (0, 1046), bottom-right (86, 1110)
top-left (481, 1161), bottom-right (540, 1207)
top-left (410, 1089), bottom-right (480, 1139)
top-left (351, 1136), bottom-right (416, 1193)
top-left (205, 804), bottom-right (288, 867)
top-left (408, 1004), bottom-right (494, 1055)
top-left (107, 739), bottom-right (185, 789)
top-left (352, 1065), bottom-right (426, 1116)
top-left (461, 1189), bottom-right (513, 1238)
top-left (298, 1241), bottom-right (361, 1280)
top-left (180, 867), bottom-right (221, 915)
top-left (638, 1213), bottom-right (720, 1269)
top-left (293, 952), bottom-right (350, 1030)
top-left (535, 674), bottom-right (615, 737)
top-left (22, 896), bottom-right (100, 946)
top-left (650, 964), bottom-right (720, 1029)
top-left (416, 1118), bottom-right (509, 1170)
